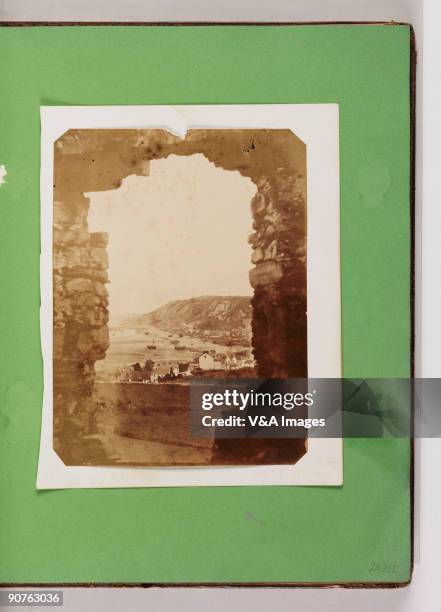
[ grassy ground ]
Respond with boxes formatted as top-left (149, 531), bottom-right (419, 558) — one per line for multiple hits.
top-left (91, 382), bottom-right (213, 465)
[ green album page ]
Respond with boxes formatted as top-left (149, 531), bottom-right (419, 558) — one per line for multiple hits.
top-left (0, 24), bottom-right (412, 584)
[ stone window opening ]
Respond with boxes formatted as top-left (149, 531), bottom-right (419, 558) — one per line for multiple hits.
top-left (53, 128), bottom-right (307, 465)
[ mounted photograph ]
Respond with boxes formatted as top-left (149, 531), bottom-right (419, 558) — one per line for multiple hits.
top-left (38, 105), bottom-right (341, 487)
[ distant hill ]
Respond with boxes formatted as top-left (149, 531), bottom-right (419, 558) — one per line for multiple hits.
top-left (127, 296), bottom-right (252, 335)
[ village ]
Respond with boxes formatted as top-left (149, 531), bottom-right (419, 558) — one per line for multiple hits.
top-left (116, 349), bottom-right (255, 384)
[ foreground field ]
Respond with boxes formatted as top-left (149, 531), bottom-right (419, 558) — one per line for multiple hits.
top-left (91, 382), bottom-right (213, 465)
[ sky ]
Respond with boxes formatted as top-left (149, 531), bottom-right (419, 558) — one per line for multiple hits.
top-left (87, 153), bottom-right (257, 316)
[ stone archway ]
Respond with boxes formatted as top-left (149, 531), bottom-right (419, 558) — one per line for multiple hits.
top-left (53, 128), bottom-right (307, 464)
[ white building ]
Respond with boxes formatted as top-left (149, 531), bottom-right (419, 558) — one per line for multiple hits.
top-left (198, 352), bottom-right (214, 370)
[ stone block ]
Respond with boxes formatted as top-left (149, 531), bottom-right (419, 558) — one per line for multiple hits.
top-left (251, 247), bottom-right (263, 264)
top-left (53, 200), bottom-right (88, 229)
top-left (53, 246), bottom-right (89, 270)
top-left (89, 232), bottom-right (109, 247)
top-left (78, 327), bottom-right (109, 360)
top-left (263, 240), bottom-right (277, 261)
top-left (249, 261), bottom-right (283, 288)
top-left (93, 281), bottom-right (109, 298)
top-left (65, 278), bottom-right (93, 294)
top-left (88, 246), bottom-right (108, 270)
top-left (53, 227), bottom-right (89, 246)
top-left (62, 267), bottom-right (108, 283)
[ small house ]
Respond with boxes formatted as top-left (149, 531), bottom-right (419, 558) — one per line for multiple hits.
top-left (198, 352), bottom-right (214, 370)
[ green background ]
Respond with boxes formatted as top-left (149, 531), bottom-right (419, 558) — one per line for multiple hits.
top-left (0, 25), bottom-right (412, 584)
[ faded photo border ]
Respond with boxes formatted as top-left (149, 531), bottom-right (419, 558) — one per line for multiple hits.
top-left (37, 104), bottom-right (341, 489)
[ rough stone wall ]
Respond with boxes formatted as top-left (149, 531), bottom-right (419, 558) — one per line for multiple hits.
top-left (53, 198), bottom-right (110, 457)
top-left (52, 133), bottom-right (150, 460)
top-left (53, 128), bottom-right (307, 464)
top-left (249, 170), bottom-right (307, 378)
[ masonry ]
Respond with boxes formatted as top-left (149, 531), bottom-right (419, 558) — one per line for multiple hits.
top-left (53, 128), bottom-right (307, 464)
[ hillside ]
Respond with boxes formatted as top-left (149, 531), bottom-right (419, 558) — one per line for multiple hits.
top-left (127, 296), bottom-right (252, 336)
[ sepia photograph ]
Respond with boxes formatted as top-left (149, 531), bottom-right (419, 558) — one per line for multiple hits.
top-left (38, 104), bottom-right (341, 487)
top-left (53, 127), bottom-right (307, 466)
